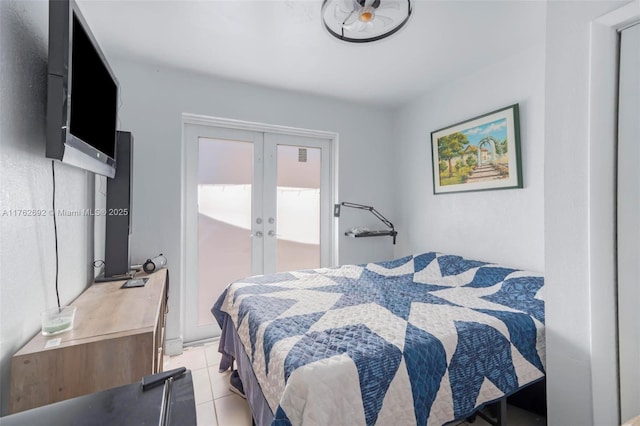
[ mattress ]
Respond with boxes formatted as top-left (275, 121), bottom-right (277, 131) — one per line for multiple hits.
top-left (212, 252), bottom-right (545, 425)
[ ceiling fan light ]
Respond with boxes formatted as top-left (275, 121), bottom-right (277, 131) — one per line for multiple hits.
top-left (359, 9), bottom-right (374, 22)
top-left (322, 0), bottom-right (412, 43)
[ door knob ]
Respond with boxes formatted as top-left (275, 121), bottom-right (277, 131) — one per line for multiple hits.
top-left (268, 230), bottom-right (279, 237)
top-left (250, 231), bottom-right (263, 238)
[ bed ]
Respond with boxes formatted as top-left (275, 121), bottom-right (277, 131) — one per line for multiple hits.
top-left (211, 252), bottom-right (545, 426)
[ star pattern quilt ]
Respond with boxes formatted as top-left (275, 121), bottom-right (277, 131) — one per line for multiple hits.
top-left (212, 252), bottom-right (545, 425)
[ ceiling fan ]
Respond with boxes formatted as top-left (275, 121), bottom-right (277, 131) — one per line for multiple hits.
top-left (321, 0), bottom-right (412, 43)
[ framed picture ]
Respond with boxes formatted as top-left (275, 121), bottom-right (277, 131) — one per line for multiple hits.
top-left (431, 104), bottom-right (522, 194)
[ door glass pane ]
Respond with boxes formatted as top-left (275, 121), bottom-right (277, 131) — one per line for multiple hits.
top-left (276, 145), bottom-right (321, 272)
top-left (198, 138), bottom-right (253, 326)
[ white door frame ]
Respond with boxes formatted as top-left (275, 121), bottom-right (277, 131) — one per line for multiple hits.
top-left (616, 21), bottom-right (640, 425)
top-left (587, 2), bottom-right (639, 425)
top-left (180, 113), bottom-right (339, 344)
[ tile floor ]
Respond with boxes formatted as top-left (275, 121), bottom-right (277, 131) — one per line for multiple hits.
top-left (166, 343), bottom-right (546, 426)
top-left (164, 342), bottom-right (252, 426)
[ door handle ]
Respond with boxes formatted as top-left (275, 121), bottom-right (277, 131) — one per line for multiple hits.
top-left (250, 231), bottom-right (263, 238)
top-left (267, 230), bottom-right (280, 237)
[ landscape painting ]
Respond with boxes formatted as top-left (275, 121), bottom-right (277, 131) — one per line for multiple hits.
top-left (431, 104), bottom-right (522, 194)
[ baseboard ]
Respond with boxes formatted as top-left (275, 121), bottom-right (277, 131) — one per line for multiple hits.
top-left (164, 337), bottom-right (184, 356)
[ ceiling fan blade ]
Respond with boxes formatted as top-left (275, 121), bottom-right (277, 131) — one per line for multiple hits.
top-left (334, 7), bottom-right (357, 27)
top-left (335, 0), bottom-right (356, 15)
top-left (341, 10), bottom-right (360, 26)
top-left (356, 21), bottom-right (384, 34)
top-left (343, 19), bottom-right (367, 32)
top-left (372, 14), bottom-right (394, 27)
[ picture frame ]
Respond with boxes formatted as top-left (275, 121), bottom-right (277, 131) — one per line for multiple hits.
top-left (430, 104), bottom-right (522, 194)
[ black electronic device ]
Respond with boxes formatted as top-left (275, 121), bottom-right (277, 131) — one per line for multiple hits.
top-left (105, 131), bottom-right (133, 278)
top-left (121, 278), bottom-right (148, 289)
top-left (46, 0), bottom-right (118, 178)
top-left (141, 367), bottom-right (187, 391)
top-left (0, 370), bottom-right (196, 426)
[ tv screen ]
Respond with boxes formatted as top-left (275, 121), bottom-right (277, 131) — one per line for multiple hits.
top-left (69, 14), bottom-right (118, 159)
top-left (46, 0), bottom-right (118, 178)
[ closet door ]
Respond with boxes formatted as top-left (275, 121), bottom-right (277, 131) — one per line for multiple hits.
top-left (617, 22), bottom-right (640, 424)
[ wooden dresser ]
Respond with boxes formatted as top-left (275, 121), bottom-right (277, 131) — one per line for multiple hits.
top-left (9, 269), bottom-right (168, 413)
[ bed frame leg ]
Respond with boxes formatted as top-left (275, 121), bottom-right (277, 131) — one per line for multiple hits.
top-left (496, 397), bottom-right (507, 426)
top-left (475, 397), bottom-right (507, 426)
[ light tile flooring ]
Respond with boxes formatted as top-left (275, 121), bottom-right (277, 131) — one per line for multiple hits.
top-left (164, 342), bottom-right (252, 426)
top-left (166, 343), bottom-right (546, 426)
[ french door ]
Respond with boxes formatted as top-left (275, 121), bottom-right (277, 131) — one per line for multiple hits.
top-left (183, 121), bottom-right (334, 342)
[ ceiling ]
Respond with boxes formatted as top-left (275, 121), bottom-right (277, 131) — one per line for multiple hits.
top-left (78, 0), bottom-right (547, 108)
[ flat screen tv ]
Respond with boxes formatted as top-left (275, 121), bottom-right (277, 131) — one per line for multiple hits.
top-left (46, 0), bottom-right (118, 178)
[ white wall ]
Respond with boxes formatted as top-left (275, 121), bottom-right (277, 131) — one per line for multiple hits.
top-left (108, 58), bottom-right (396, 350)
top-left (0, 1), bottom-right (98, 415)
top-left (543, 2), bottom-right (629, 425)
top-left (392, 44), bottom-right (546, 273)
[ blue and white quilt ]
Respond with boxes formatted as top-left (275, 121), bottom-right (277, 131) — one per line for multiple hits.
top-left (213, 252), bottom-right (545, 426)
